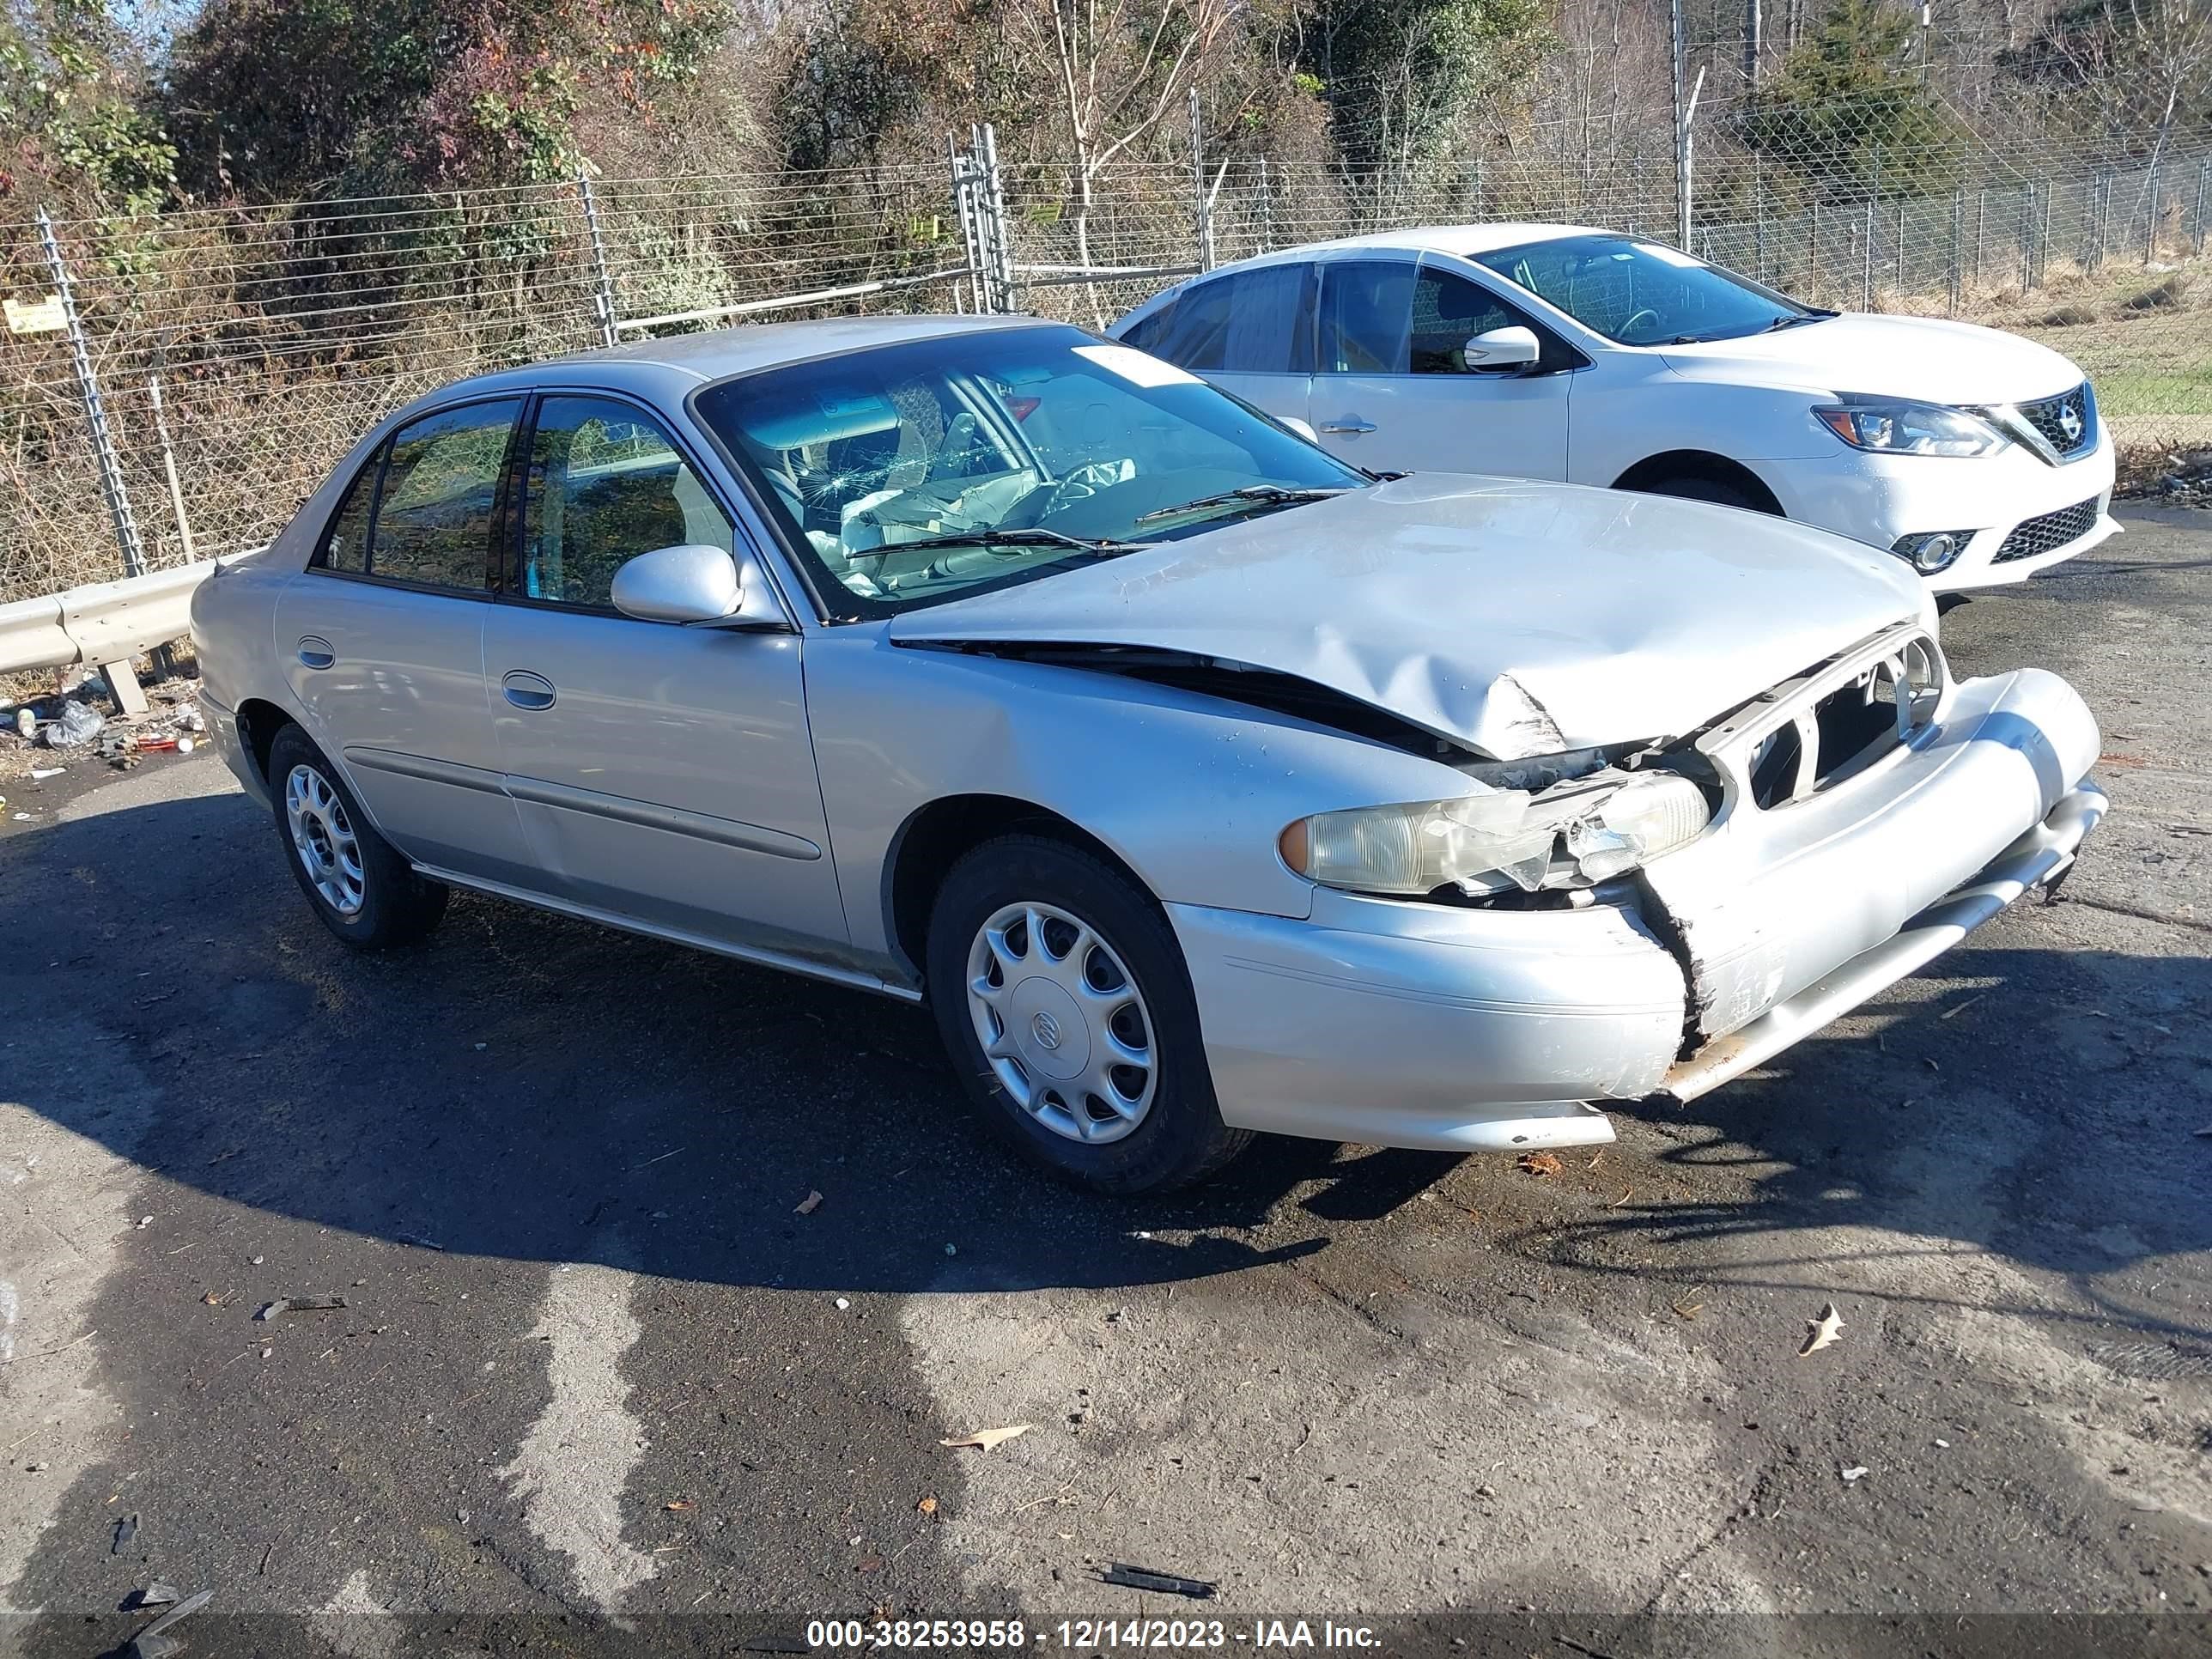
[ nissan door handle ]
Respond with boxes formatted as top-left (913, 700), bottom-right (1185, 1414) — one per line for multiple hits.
top-left (1319, 420), bottom-right (1376, 434)
top-left (297, 636), bottom-right (335, 669)
top-left (501, 671), bottom-right (556, 712)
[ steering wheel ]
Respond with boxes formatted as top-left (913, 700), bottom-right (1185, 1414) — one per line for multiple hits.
top-left (1620, 307), bottom-right (1662, 340)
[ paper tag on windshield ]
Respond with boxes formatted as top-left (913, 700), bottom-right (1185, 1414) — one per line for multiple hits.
top-left (1074, 343), bottom-right (1200, 388)
top-left (1641, 243), bottom-right (1705, 269)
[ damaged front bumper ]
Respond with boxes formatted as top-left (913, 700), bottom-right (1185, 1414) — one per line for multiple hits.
top-left (1167, 653), bottom-right (2103, 1152)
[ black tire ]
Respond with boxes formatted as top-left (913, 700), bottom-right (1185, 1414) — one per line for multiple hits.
top-left (264, 723), bottom-right (448, 949)
top-left (926, 834), bottom-right (1251, 1195)
top-left (1639, 473), bottom-right (1770, 514)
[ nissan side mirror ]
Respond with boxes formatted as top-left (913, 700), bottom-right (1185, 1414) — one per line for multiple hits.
top-left (1463, 326), bottom-right (1541, 373)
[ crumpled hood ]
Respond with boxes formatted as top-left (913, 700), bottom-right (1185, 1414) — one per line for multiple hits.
top-left (887, 476), bottom-right (1929, 758)
top-left (1661, 313), bottom-right (2082, 406)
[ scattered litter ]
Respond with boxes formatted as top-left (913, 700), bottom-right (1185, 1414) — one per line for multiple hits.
top-left (1940, 993), bottom-right (1986, 1021)
top-left (1799, 1302), bottom-right (1844, 1358)
top-left (173, 705), bottom-right (205, 733)
top-left (135, 735), bottom-right (196, 755)
top-left (112, 1514), bottom-right (138, 1553)
top-left (1516, 1152), bottom-right (1564, 1178)
top-left (794, 1190), bottom-right (823, 1215)
top-left (1099, 1564), bottom-right (1217, 1599)
top-left (1935, 1438), bottom-right (1950, 1449)
top-left (29, 767), bottom-right (60, 781)
top-left (137, 1215), bottom-right (154, 1228)
top-left (249, 1255), bottom-right (264, 1266)
top-left (834, 1297), bottom-right (851, 1310)
top-left (258, 1347), bottom-right (272, 1360)
top-left (125, 1583), bottom-right (179, 1610)
top-left (939, 1424), bottom-right (1031, 1452)
top-left (944, 1243), bottom-right (957, 1256)
top-left (1608, 1186), bottom-right (1634, 1208)
top-left (1840, 1465), bottom-right (1869, 1483)
top-left (1670, 1298), bottom-right (1705, 1320)
top-left (12, 707), bottom-right (33, 741)
top-left (917, 1496), bottom-right (938, 1515)
top-left (40, 700), bottom-right (103, 748)
top-left (665, 1499), bottom-right (696, 1511)
top-left (125, 1586), bottom-right (212, 1658)
top-left (254, 1295), bottom-right (346, 1321)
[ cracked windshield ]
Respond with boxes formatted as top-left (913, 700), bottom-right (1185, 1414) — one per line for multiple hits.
top-left (693, 324), bottom-right (1360, 613)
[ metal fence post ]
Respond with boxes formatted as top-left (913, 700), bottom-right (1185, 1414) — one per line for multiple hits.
top-left (1894, 200), bottom-right (1906, 294)
top-left (1188, 88), bottom-right (1215, 272)
top-left (1948, 189), bottom-right (1962, 314)
top-left (976, 123), bottom-right (1016, 313)
top-left (38, 206), bottom-right (151, 709)
top-left (1863, 149), bottom-right (1880, 309)
top-left (147, 366), bottom-right (196, 567)
top-left (576, 170), bottom-right (620, 348)
top-left (39, 209), bottom-right (145, 583)
top-left (2196, 155), bottom-right (2209, 258)
top-left (1808, 199), bottom-right (1820, 304)
top-left (949, 134), bottom-right (983, 311)
top-left (2145, 158), bottom-right (2160, 266)
top-left (1671, 0), bottom-right (1690, 246)
top-left (1258, 156), bottom-right (1274, 252)
top-left (2019, 183), bottom-right (2033, 292)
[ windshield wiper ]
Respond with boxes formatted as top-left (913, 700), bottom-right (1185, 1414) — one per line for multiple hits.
top-left (1762, 309), bottom-right (1837, 331)
top-left (1133, 483), bottom-right (1352, 527)
top-left (874, 526), bottom-right (1143, 560)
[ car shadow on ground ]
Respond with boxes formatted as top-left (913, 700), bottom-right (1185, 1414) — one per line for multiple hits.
top-left (4, 781), bottom-right (2208, 1318)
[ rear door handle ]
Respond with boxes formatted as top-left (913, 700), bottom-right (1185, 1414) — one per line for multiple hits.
top-left (1319, 420), bottom-right (1376, 434)
top-left (501, 670), bottom-right (556, 711)
top-left (297, 636), bottom-right (335, 669)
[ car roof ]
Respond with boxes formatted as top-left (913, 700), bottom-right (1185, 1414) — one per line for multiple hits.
top-left (410, 313), bottom-right (1067, 409)
top-left (1114, 224), bottom-right (1613, 324)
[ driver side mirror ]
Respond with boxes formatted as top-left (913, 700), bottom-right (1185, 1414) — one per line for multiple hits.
top-left (1463, 325), bottom-right (1541, 373)
top-left (611, 544), bottom-right (787, 629)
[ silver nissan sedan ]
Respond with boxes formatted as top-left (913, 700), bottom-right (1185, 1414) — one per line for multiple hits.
top-left (191, 316), bottom-right (2106, 1193)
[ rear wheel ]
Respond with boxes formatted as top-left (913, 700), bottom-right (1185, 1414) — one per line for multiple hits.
top-left (265, 724), bottom-right (447, 949)
top-left (927, 835), bottom-right (1250, 1194)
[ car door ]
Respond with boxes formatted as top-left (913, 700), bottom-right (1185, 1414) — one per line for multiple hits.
top-left (272, 398), bottom-right (536, 885)
top-left (480, 391), bottom-right (848, 957)
top-left (1137, 262), bottom-right (1316, 430)
top-left (1308, 256), bottom-right (1577, 480)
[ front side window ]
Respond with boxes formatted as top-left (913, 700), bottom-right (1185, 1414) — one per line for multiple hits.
top-left (520, 397), bottom-right (735, 608)
top-left (1474, 234), bottom-right (1823, 347)
top-left (366, 401), bottom-right (520, 591)
top-left (1317, 261), bottom-right (1416, 375)
top-left (691, 325), bottom-right (1361, 617)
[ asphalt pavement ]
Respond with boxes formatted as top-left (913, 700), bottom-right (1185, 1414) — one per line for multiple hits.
top-left (2, 507), bottom-right (2208, 1659)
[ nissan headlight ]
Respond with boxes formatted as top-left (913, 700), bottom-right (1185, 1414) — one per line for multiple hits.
top-left (1814, 398), bottom-right (2008, 459)
top-left (1278, 771), bottom-right (1711, 897)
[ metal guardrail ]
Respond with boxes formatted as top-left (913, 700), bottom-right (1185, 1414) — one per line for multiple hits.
top-left (0, 558), bottom-right (210, 712)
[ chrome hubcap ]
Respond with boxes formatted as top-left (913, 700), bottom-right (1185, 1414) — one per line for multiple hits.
top-left (965, 900), bottom-right (1157, 1145)
top-left (284, 763), bottom-right (365, 916)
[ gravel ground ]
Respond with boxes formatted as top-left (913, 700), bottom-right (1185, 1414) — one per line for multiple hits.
top-left (1, 507), bottom-right (2208, 1659)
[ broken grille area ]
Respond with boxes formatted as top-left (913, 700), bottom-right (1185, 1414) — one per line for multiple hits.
top-left (1992, 495), bottom-right (2100, 565)
top-left (1740, 635), bottom-right (1943, 810)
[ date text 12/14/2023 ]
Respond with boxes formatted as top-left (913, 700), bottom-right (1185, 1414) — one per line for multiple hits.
top-left (802, 1619), bottom-right (1383, 1650)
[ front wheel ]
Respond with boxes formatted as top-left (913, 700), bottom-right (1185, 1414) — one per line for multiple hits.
top-left (265, 724), bottom-right (448, 949)
top-left (926, 835), bottom-right (1250, 1194)
top-left (1638, 473), bottom-right (1770, 513)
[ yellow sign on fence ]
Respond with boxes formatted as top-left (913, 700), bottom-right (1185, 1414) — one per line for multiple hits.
top-left (4, 295), bottom-right (67, 336)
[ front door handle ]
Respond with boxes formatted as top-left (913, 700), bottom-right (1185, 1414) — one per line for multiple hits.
top-left (501, 670), bottom-right (556, 711)
top-left (1319, 420), bottom-right (1376, 434)
top-left (297, 636), bottom-right (335, 669)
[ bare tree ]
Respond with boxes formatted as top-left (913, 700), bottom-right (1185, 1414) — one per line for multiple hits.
top-left (1007, 0), bottom-right (1236, 322)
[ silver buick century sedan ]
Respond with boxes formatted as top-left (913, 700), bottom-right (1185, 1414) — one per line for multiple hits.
top-left (192, 316), bottom-right (2106, 1193)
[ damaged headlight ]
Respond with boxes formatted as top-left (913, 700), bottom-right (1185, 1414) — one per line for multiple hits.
top-left (1278, 770), bottom-right (1711, 897)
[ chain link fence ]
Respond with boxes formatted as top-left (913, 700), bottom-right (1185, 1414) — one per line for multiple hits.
top-left (4, 93), bottom-right (2207, 605)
